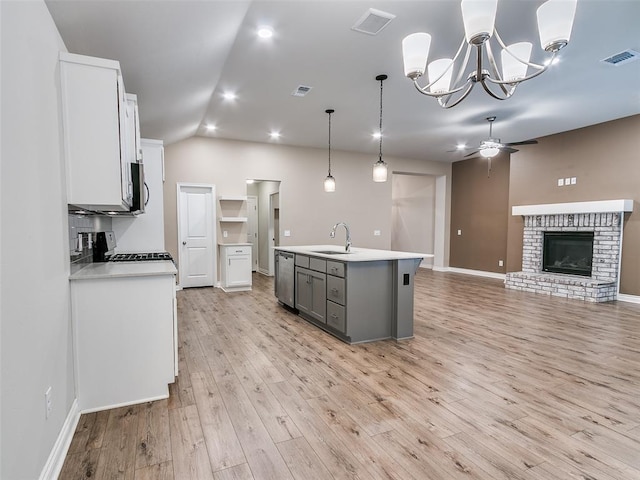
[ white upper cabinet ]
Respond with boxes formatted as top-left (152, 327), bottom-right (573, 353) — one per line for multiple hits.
top-left (59, 52), bottom-right (137, 212)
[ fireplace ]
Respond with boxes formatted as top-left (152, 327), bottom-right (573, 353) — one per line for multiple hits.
top-left (542, 232), bottom-right (594, 277)
top-left (504, 200), bottom-right (633, 302)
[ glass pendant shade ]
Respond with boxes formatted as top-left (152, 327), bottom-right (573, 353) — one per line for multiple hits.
top-left (428, 58), bottom-right (454, 93)
top-left (480, 146), bottom-right (500, 158)
top-left (324, 174), bottom-right (336, 192)
top-left (537, 0), bottom-right (577, 51)
top-left (402, 33), bottom-right (431, 77)
top-left (501, 42), bottom-right (533, 81)
top-left (461, 0), bottom-right (498, 44)
top-left (373, 160), bottom-right (388, 182)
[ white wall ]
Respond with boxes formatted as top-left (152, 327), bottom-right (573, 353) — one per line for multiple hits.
top-left (1, 2), bottom-right (75, 479)
top-left (391, 173), bottom-right (436, 267)
top-left (164, 137), bottom-right (452, 273)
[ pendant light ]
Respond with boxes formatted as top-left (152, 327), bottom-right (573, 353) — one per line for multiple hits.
top-left (373, 74), bottom-right (388, 182)
top-left (324, 109), bottom-right (336, 192)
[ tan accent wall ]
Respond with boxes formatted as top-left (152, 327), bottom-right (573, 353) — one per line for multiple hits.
top-left (449, 153), bottom-right (511, 273)
top-left (163, 137), bottom-right (452, 276)
top-left (506, 115), bottom-right (640, 296)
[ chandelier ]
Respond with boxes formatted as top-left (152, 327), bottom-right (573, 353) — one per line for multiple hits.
top-left (401, 0), bottom-right (577, 108)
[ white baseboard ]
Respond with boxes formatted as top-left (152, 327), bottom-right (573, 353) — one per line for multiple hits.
top-left (79, 393), bottom-right (169, 415)
top-left (258, 268), bottom-right (272, 276)
top-left (443, 267), bottom-right (506, 280)
top-left (617, 293), bottom-right (640, 304)
top-left (39, 399), bottom-right (80, 480)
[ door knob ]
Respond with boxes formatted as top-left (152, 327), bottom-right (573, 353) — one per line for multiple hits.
top-left (182, 241), bottom-right (187, 245)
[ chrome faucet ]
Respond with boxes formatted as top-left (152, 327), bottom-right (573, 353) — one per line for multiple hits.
top-left (330, 222), bottom-right (351, 252)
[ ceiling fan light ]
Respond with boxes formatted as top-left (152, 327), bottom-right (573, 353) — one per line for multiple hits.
top-left (324, 174), bottom-right (336, 192)
top-left (373, 159), bottom-right (388, 182)
top-left (402, 33), bottom-right (431, 78)
top-left (480, 146), bottom-right (500, 158)
top-left (461, 0), bottom-right (498, 45)
top-left (428, 58), bottom-right (454, 93)
top-left (537, 0), bottom-right (577, 52)
top-left (501, 42), bottom-right (533, 82)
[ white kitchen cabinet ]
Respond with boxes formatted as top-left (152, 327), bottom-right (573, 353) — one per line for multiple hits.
top-left (220, 244), bottom-right (252, 292)
top-left (70, 266), bottom-right (176, 412)
top-left (112, 139), bottom-right (166, 252)
top-left (59, 52), bottom-right (133, 212)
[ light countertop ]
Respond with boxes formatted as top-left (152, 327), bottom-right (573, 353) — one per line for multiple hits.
top-left (70, 260), bottom-right (177, 280)
top-left (274, 245), bottom-right (431, 262)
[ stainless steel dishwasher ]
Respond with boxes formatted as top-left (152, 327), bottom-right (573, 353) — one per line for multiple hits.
top-left (275, 251), bottom-right (295, 307)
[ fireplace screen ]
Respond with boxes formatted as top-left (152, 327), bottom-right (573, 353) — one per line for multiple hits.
top-left (542, 232), bottom-right (594, 276)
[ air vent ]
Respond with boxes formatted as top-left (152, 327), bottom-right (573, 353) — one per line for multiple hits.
top-left (291, 85), bottom-right (312, 97)
top-left (601, 49), bottom-right (640, 66)
top-left (351, 8), bottom-right (395, 35)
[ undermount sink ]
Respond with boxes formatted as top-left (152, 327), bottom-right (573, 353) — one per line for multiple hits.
top-left (312, 250), bottom-right (351, 255)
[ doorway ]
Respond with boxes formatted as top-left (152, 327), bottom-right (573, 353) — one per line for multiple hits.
top-left (246, 180), bottom-right (281, 276)
top-left (391, 173), bottom-right (436, 268)
top-left (176, 183), bottom-right (216, 287)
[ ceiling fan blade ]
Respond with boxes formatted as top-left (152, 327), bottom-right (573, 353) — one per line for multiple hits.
top-left (505, 139), bottom-right (538, 146)
top-left (464, 150), bottom-right (480, 158)
top-left (500, 146), bottom-right (519, 154)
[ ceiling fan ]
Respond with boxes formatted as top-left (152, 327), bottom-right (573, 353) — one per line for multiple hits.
top-left (463, 116), bottom-right (538, 159)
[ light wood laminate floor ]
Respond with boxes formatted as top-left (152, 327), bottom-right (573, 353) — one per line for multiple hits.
top-left (60, 270), bottom-right (640, 479)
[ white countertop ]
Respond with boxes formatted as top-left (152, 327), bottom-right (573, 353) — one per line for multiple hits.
top-left (70, 260), bottom-right (177, 280)
top-left (274, 245), bottom-right (431, 262)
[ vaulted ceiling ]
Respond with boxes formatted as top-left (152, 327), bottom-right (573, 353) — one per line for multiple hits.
top-left (46, 0), bottom-right (640, 162)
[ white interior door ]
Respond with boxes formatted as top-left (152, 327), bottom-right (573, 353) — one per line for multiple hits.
top-left (177, 184), bottom-right (216, 288)
top-left (246, 195), bottom-right (259, 272)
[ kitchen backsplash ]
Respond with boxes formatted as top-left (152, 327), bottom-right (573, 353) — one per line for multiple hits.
top-left (68, 214), bottom-right (112, 264)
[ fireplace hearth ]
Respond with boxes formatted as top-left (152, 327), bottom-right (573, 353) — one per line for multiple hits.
top-left (542, 231), bottom-right (594, 277)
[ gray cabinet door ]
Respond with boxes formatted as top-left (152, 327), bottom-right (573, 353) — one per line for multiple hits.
top-left (295, 267), bottom-right (326, 323)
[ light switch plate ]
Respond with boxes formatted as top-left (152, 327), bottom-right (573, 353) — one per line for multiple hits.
top-left (284, 230), bottom-right (291, 237)
top-left (457, 229), bottom-right (462, 236)
top-left (374, 230), bottom-right (381, 236)
top-left (571, 177), bottom-right (577, 185)
top-left (565, 177), bottom-right (571, 185)
top-left (558, 178), bottom-right (564, 187)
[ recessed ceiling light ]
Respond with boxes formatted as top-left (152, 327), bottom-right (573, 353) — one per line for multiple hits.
top-left (372, 131), bottom-right (382, 139)
top-left (205, 124), bottom-right (217, 132)
top-left (222, 91), bottom-right (237, 100)
top-left (269, 131), bottom-right (281, 139)
top-left (456, 143), bottom-right (466, 150)
top-left (257, 26), bottom-right (273, 39)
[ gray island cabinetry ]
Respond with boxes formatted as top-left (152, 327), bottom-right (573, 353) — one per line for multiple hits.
top-left (275, 245), bottom-right (427, 344)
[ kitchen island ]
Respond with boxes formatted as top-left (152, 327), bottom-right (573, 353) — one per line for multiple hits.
top-left (274, 245), bottom-right (428, 344)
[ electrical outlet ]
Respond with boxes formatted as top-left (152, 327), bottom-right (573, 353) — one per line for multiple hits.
top-left (374, 230), bottom-right (381, 236)
top-left (223, 230), bottom-right (228, 238)
top-left (558, 178), bottom-right (564, 187)
top-left (498, 260), bottom-right (504, 267)
top-left (45, 387), bottom-right (52, 419)
top-left (457, 229), bottom-right (462, 236)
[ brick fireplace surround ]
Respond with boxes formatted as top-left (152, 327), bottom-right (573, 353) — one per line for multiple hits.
top-left (505, 200), bottom-right (634, 302)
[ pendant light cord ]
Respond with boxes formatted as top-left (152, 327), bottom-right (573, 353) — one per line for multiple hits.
top-left (328, 110), bottom-right (332, 175)
top-left (378, 77), bottom-right (383, 161)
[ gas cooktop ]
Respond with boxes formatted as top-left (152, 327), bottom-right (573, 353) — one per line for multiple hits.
top-left (109, 252), bottom-right (173, 262)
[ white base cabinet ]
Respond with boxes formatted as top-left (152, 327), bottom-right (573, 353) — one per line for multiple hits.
top-left (220, 244), bottom-right (252, 292)
top-left (71, 273), bottom-right (176, 412)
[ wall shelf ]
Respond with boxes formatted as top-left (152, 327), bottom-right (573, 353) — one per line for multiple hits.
top-left (218, 217), bottom-right (248, 223)
top-left (217, 196), bottom-right (248, 245)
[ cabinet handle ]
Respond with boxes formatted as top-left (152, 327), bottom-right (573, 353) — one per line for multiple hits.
top-left (331, 314), bottom-right (338, 319)
top-left (331, 288), bottom-right (339, 295)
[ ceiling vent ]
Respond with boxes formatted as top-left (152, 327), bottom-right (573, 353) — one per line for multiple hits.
top-left (351, 8), bottom-right (395, 35)
top-left (291, 85), bottom-right (312, 97)
top-left (601, 49), bottom-right (640, 66)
